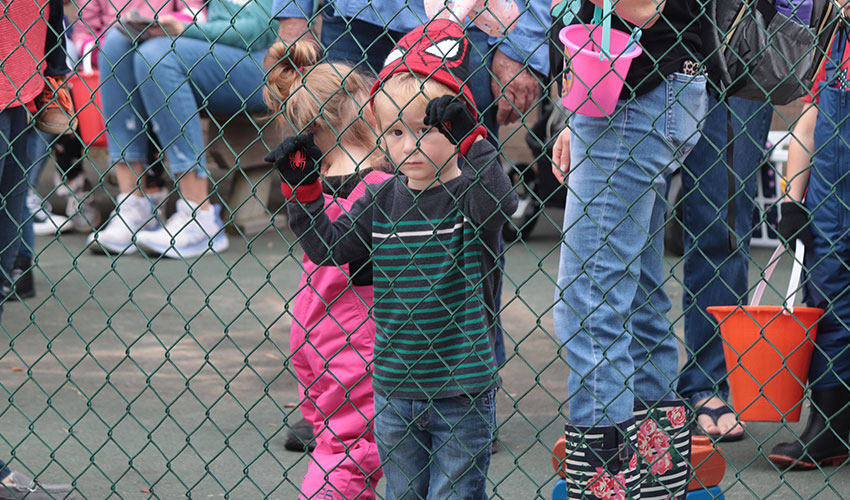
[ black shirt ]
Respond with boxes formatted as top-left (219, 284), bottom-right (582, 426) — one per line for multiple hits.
top-left (575, 0), bottom-right (703, 97)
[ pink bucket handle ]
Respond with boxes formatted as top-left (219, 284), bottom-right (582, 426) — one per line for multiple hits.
top-left (750, 240), bottom-right (805, 314)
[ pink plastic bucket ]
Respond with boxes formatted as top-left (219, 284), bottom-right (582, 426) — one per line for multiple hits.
top-left (559, 24), bottom-right (642, 117)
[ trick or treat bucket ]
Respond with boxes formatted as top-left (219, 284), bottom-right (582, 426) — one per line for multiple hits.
top-left (708, 241), bottom-right (823, 422)
top-left (558, 23), bottom-right (641, 117)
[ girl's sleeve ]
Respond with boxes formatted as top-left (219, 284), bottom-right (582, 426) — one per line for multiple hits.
top-left (460, 140), bottom-right (519, 231)
top-left (181, 0), bottom-right (279, 51)
top-left (287, 191), bottom-right (374, 268)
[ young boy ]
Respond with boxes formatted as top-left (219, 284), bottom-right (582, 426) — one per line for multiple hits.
top-left (266, 19), bottom-right (518, 499)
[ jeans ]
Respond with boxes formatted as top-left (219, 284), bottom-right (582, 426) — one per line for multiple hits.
top-left (19, 130), bottom-right (54, 261)
top-left (675, 95), bottom-right (773, 404)
top-left (373, 389), bottom-right (496, 500)
top-left (99, 30), bottom-right (268, 178)
top-left (0, 107), bottom-right (31, 321)
top-left (554, 74), bottom-right (708, 426)
top-left (319, 12), bottom-right (498, 137)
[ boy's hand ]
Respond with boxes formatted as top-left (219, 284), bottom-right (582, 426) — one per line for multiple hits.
top-left (265, 133), bottom-right (323, 202)
top-left (425, 95), bottom-right (487, 155)
top-left (778, 201), bottom-right (814, 249)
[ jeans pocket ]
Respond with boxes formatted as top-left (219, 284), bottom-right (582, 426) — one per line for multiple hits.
top-left (666, 74), bottom-right (708, 161)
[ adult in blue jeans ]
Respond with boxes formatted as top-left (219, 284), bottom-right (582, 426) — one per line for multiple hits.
top-left (89, 0), bottom-right (279, 259)
top-left (551, 1), bottom-right (707, 498)
top-left (676, 95), bottom-right (773, 442)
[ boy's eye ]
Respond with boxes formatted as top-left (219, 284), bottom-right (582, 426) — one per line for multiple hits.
top-left (418, 127), bottom-right (429, 135)
top-left (389, 129), bottom-right (403, 137)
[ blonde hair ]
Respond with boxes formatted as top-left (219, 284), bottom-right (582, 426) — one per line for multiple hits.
top-left (264, 41), bottom-right (375, 147)
top-left (372, 72), bottom-right (458, 130)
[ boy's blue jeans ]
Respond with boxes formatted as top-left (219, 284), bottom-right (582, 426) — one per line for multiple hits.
top-left (554, 74), bottom-right (708, 426)
top-left (98, 29), bottom-right (268, 178)
top-left (675, 95), bottom-right (772, 405)
top-left (373, 389), bottom-right (496, 500)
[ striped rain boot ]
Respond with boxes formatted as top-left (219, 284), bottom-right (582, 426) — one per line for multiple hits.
top-left (564, 419), bottom-right (640, 500)
top-left (633, 400), bottom-right (691, 500)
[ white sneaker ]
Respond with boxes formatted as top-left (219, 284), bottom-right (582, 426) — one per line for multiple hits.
top-left (135, 200), bottom-right (229, 259)
top-left (86, 193), bottom-right (155, 255)
top-left (28, 191), bottom-right (70, 236)
top-left (144, 188), bottom-right (169, 230)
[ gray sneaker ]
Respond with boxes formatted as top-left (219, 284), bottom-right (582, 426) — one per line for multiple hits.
top-left (0, 471), bottom-right (75, 500)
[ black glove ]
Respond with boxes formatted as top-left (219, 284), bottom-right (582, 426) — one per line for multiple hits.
top-left (778, 201), bottom-right (814, 249)
top-left (264, 133), bottom-right (323, 201)
top-left (424, 95), bottom-right (486, 155)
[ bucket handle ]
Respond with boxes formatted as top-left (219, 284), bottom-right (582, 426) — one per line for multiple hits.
top-left (591, 0), bottom-right (612, 59)
top-left (81, 41), bottom-right (95, 74)
top-left (750, 240), bottom-right (805, 314)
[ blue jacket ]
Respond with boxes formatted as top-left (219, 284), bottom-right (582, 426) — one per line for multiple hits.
top-left (272, 0), bottom-right (551, 75)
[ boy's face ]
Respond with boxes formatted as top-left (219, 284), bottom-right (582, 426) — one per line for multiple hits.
top-left (375, 95), bottom-right (459, 190)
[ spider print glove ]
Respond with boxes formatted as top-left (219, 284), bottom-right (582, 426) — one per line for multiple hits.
top-left (424, 95), bottom-right (487, 156)
top-left (264, 132), bottom-right (323, 203)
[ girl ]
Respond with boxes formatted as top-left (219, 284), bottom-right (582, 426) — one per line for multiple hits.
top-left (264, 41), bottom-right (388, 499)
top-left (769, 15), bottom-right (850, 470)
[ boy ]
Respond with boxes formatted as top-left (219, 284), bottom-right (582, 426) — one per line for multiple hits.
top-left (266, 19), bottom-right (518, 499)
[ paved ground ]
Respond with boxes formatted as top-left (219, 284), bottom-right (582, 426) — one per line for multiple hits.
top-left (1, 205), bottom-right (847, 499)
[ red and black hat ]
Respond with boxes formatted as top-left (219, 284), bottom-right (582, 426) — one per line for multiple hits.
top-left (369, 19), bottom-right (478, 117)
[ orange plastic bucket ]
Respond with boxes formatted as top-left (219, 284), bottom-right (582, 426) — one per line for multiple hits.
top-left (708, 305), bottom-right (821, 422)
top-left (69, 70), bottom-right (107, 149)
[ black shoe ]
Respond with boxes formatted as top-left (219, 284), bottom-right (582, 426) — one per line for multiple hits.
top-left (284, 417), bottom-right (315, 452)
top-left (2, 257), bottom-right (35, 301)
top-left (768, 385), bottom-right (850, 470)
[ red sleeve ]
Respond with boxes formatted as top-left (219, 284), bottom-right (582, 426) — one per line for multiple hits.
top-left (804, 33), bottom-right (850, 104)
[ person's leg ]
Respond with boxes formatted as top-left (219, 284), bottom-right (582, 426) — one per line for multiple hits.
top-left (43, 0), bottom-right (69, 77)
top-left (463, 27), bottom-right (497, 140)
top-left (132, 37), bottom-right (256, 257)
top-left (676, 95), bottom-right (772, 438)
top-left (373, 393), bottom-right (431, 500)
top-left (0, 107), bottom-right (32, 319)
top-left (427, 390), bottom-right (496, 500)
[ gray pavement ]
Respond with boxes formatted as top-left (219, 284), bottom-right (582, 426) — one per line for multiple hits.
top-left (1, 207), bottom-right (847, 499)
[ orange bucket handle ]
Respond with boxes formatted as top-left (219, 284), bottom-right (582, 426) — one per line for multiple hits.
top-left (751, 240), bottom-right (806, 314)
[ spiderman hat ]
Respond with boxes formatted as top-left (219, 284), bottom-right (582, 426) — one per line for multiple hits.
top-left (370, 19), bottom-right (487, 152)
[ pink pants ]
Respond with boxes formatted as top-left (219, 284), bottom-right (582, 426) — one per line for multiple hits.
top-left (290, 284), bottom-right (381, 499)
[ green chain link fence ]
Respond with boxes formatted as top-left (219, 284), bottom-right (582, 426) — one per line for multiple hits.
top-left (1, 0), bottom-right (849, 498)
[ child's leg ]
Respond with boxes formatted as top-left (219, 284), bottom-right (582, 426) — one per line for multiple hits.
top-left (298, 303), bottom-right (382, 499)
top-left (427, 389), bottom-right (496, 500)
top-left (373, 393), bottom-right (431, 500)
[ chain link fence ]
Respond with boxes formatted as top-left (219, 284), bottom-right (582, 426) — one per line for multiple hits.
top-left (1, 0), bottom-right (849, 498)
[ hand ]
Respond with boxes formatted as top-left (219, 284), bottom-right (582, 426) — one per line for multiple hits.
top-left (147, 14), bottom-right (186, 37)
top-left (778, 201), bottom-right (814, 249)
top-left (265, 133), bottom-right (323, 188)
top-left (277, 17), bottom-right (317, 45)
top-left (489, 49), bottom-right (542, 125)
top-left (425, 95), bottom-right (480, 145)
top-left (551, 128), bottom-right (571, 184)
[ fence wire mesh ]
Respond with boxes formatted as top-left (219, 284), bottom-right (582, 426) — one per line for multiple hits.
top-left (0, 0), bottom-right (849, 498)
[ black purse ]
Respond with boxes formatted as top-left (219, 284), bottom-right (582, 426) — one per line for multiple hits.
top-left (702, 0), bottom-right (842, 105)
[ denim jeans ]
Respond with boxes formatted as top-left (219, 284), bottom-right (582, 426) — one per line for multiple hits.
top-left (99, 30), bottom-right (268, 178)
top-left (320, 12), bottom-right (498, 137)
top-left (554, 74), bottom-right (708, 426)
top-left (373, 389), bottom-right (496, 500)
top-left (18, 129), bottom-right (54, 261)
top-left (0, 106), bottom-right (31, 320)
top-left (675, 95), bottom-right (773, 404)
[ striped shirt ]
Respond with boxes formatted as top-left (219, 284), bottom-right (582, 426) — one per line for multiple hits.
top-left (288, 140), bottom-right (519, 399)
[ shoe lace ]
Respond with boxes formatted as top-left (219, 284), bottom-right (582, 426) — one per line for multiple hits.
top-left (41, 75), bottom-right (73, 111)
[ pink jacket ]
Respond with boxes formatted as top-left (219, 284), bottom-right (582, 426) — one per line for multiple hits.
top-left (289, 169), bottom-right (390, 500)
top-left (71, 0), bottom-right (205, 49)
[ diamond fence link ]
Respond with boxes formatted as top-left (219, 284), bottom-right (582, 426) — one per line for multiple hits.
top-left (1, 0), bottom-right (849, 498)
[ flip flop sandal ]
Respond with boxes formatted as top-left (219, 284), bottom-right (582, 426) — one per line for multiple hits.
top-left (694, 404), bottom-right (746, 442)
